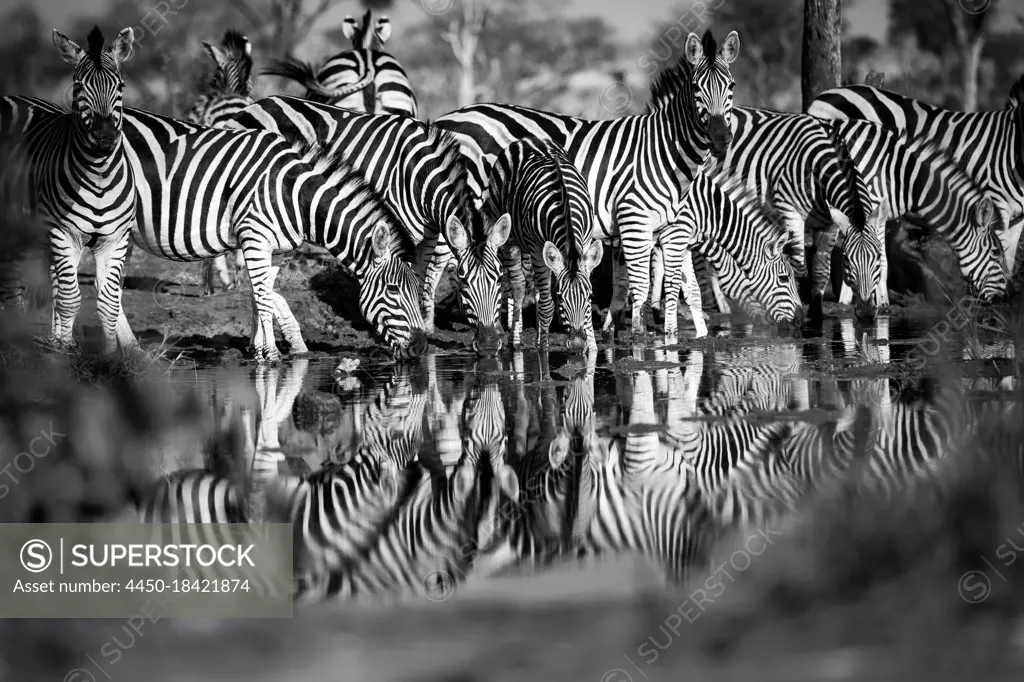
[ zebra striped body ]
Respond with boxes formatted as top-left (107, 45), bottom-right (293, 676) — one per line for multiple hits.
top-left (823, 119), bottom-right (1008, 305)
top-left (226, 95), bottom-right (511, 353)
top-left (486, 138), bottom-right (603, 352)
top-left (264, 10), bottom-right (418, 118)
top-left (121, 107), bottom-right (428, 362)
top-left (656, 169), bottom-right (803, 336)
top-left (185, 29), bottom-right (256, 295)
top-left (808, 84), bottom-right (1024, 286)
top-left (0, 28), bottom-right (137, 353)
top-left (434, 30), bottom-right (742, 335)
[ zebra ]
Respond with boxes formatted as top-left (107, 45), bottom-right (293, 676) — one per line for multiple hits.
top-left (433, 30), bottom-right (742, 336)
top-left (120, 107), bottom-right (429, 362)
top-left (226, 96), bottom-right (511, 355)
top-left (0, 27), bottom-right (137, 354)
top-left (264, 9), bottom-right (418, 118)
top-left (185, 29), bottom-right (257, 295)
top-left (655, 169), bottom-right (803, 337)
top-left (807, 81), bottom-right (1024, 290)
top-left (822, 119), bottom-right (1009, 307)
top-left (486, 137), bottom-right (604, 352)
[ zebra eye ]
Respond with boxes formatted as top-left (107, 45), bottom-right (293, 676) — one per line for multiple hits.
top-left (386, 283), bottom-right (400, 296)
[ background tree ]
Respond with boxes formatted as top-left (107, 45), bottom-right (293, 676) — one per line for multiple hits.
top-left (802, 0), bottom-right (843, 111)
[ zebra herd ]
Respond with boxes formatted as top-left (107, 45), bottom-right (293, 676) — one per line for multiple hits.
top-left (1, 13), bottom-right (1021, 362)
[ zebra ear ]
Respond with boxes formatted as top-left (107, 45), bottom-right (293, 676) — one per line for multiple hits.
top-left (583, 239), bottom-right (604, 273)
top-left (444, 216), bottom-right (470, 254)
top-left (203, 41), bottom-right (227, 69)
top-left (108, 27), bottom-right (135, 67)
top-left (684, 33), bottom-right (703, 67)
top-left (243, 36), bottom-right (252, 56)
top-left (53, 29), bottom-right (84, 66)
top-left (370, 221), bottom-right (392, 258)
top-left (487, 213), bottom-right (511, 249)
top-left (973, 198), bottom-right (995, 228)
top-left (497, 464), bottom-right (519, 502)
top-left (542, 241), bottom-right (565, 275)
top-left (376, 18), bottom-right (392, 44)
top-left (720, 31), bottom-right (741, 64)
top-left (342, 16), bottom-right (359, 41)
top-left (548, 431), bottom-right (571, 469)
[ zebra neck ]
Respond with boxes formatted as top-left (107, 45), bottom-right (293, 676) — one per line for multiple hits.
top-left (655, 85), bottom-right (712, 172)
top-left (67, 128), bottom-right (127, 182)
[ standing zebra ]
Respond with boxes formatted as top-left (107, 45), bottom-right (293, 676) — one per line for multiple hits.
top-left (0, 27), bottom-right (137, 353)
top-left (226, 96), bottom-right (511, 354)
top-left (434, 30), bottom-right (742, 336)
top-left (656, 169), bottom-right (803, 337)
top-left (823, 119), bottom-right (1008, 306)
top-left (264, 10), bottom-right (418, 118)
top-left (119, 107), bottom-right (429, 362)
top-left (807, 81), bottom-right (1024, 289)
top-left (186, 29), bottom-right (257, 295)
top-left (486, 138), bottom-right (604, 352)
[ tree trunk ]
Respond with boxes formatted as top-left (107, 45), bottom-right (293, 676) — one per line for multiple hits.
top-left (801, 0), bottom-right (843, 111)
top-left (962, 38), bottom-right (983, 112)
top-left (458, 61), bottom-right (476, 107)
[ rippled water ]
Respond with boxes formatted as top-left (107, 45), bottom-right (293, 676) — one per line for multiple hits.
top-left (159, 315), bottom-right (1021, 607)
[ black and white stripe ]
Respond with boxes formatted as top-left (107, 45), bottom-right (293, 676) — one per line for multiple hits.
top-left (0, 27), bottom-right (137, 353)
top-left (226, 95), bottom-right (511, 352)
top-left (264, 10), bottom-right (418, 118)
top-left (486, 138), bottom-right (603, 352)
top-left (434, 30), bottom-right (742, 336)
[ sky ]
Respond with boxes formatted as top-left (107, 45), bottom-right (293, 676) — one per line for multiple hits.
top-left (11, 0), bottom-right (1024, 46)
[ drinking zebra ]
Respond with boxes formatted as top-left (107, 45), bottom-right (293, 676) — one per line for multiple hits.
top-left (822, 119), bottom-right (1008, 306)
top-left (265, 9), bottom-right (418, 118)
top-left (655, 169), bottom-right (804, 336)
top-left (0, 27), bottom-right (137, 353)
top-left (807, 80), bottom-right (1024, 289)
top-left (486, 137), bottom-right (603, 352)
top-left (185, 29), bottom-right (256, 295)
top-left (433, 30), bottom-right (742, 336)
top-left (226, 96), bottom-right (511, 354)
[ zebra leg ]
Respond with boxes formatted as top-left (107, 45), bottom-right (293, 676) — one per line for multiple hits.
top-left (92, 230), bottom-right (139, 354)
top-left (203, 255), bottom-right (233, 296)
top-left (680, 250), bottom-right (708, 339)
top-left (503, 246), bottom-right (526, 349)
top-left (619, 223), bottom-right (654, 336)
top-left (659, 235), bottom-right (684, 336)
top-left (238, 235), bottom-right (284, 363)
top-left (601, 243), bottom-right (623, 334)
top-left (703, 259), bottom-right (731, 315)
top-left (650, 243), bottom-right (665, 313)
top-left (419, 235), bottom-right (450, 334)
top-left (531, 255), bottom-right (554, 349)
top-left (809, 219), bottom-right (842, 322)
top-left (47, 228), bottom-right (85, 351)
top-left (265, 265), bottom-right (308, 355)
top-left (780, 206), bottom-right (809, 284)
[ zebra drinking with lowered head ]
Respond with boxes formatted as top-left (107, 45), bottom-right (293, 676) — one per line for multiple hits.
top-left (434, 30), bottom-right (742, 337)
top-left (226, 96), bottom-right (512, 355)
top-left (485, 137), bottom-right (604, 353)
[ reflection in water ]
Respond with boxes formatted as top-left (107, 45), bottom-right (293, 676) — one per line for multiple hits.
top-left (135, 339), bottom-right (1021, 605)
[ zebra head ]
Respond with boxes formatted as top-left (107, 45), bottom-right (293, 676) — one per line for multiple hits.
top-left (201, 30), bottom-right (254, 97)
top-left (541, 239), bottom-right (603, 353)
top-left (446, 213), bottom-right (512, 357)
top-left (840, 191), bottom-right (889, 318)
top-left (364, 223), bottom-right (430, 359)
top-left (54, 26), bottom-right (134, 156)
top-left (956, 196), bottom-right (1009, 302)
top-left (684, 30), bottom-right (740, 160)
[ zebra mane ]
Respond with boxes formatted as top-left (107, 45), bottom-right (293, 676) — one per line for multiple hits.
top-left (821, 120), bottom-right (869, 231)
top-left (701, 29), bottom-right (717, 62)
top-left (647, 54), bottom-right (695, 113)
top-left (424, 125), bottom-right (485, 241)
top-left (524, 137), bottom-right (583, 266)
top-left (86, 26), bottom-right (104, 67)
top-left (288, 136), bottom-right (417, 260)
top-left (206, 29), bottom-right (254, 97)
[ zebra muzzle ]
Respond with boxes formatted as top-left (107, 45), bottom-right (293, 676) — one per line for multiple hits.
top-left (407, 329), bottom-right (429, 358)
top-left (565, 331), bottom-right (588, 353)
top-left (472, 324), bottom-right (502, 357)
